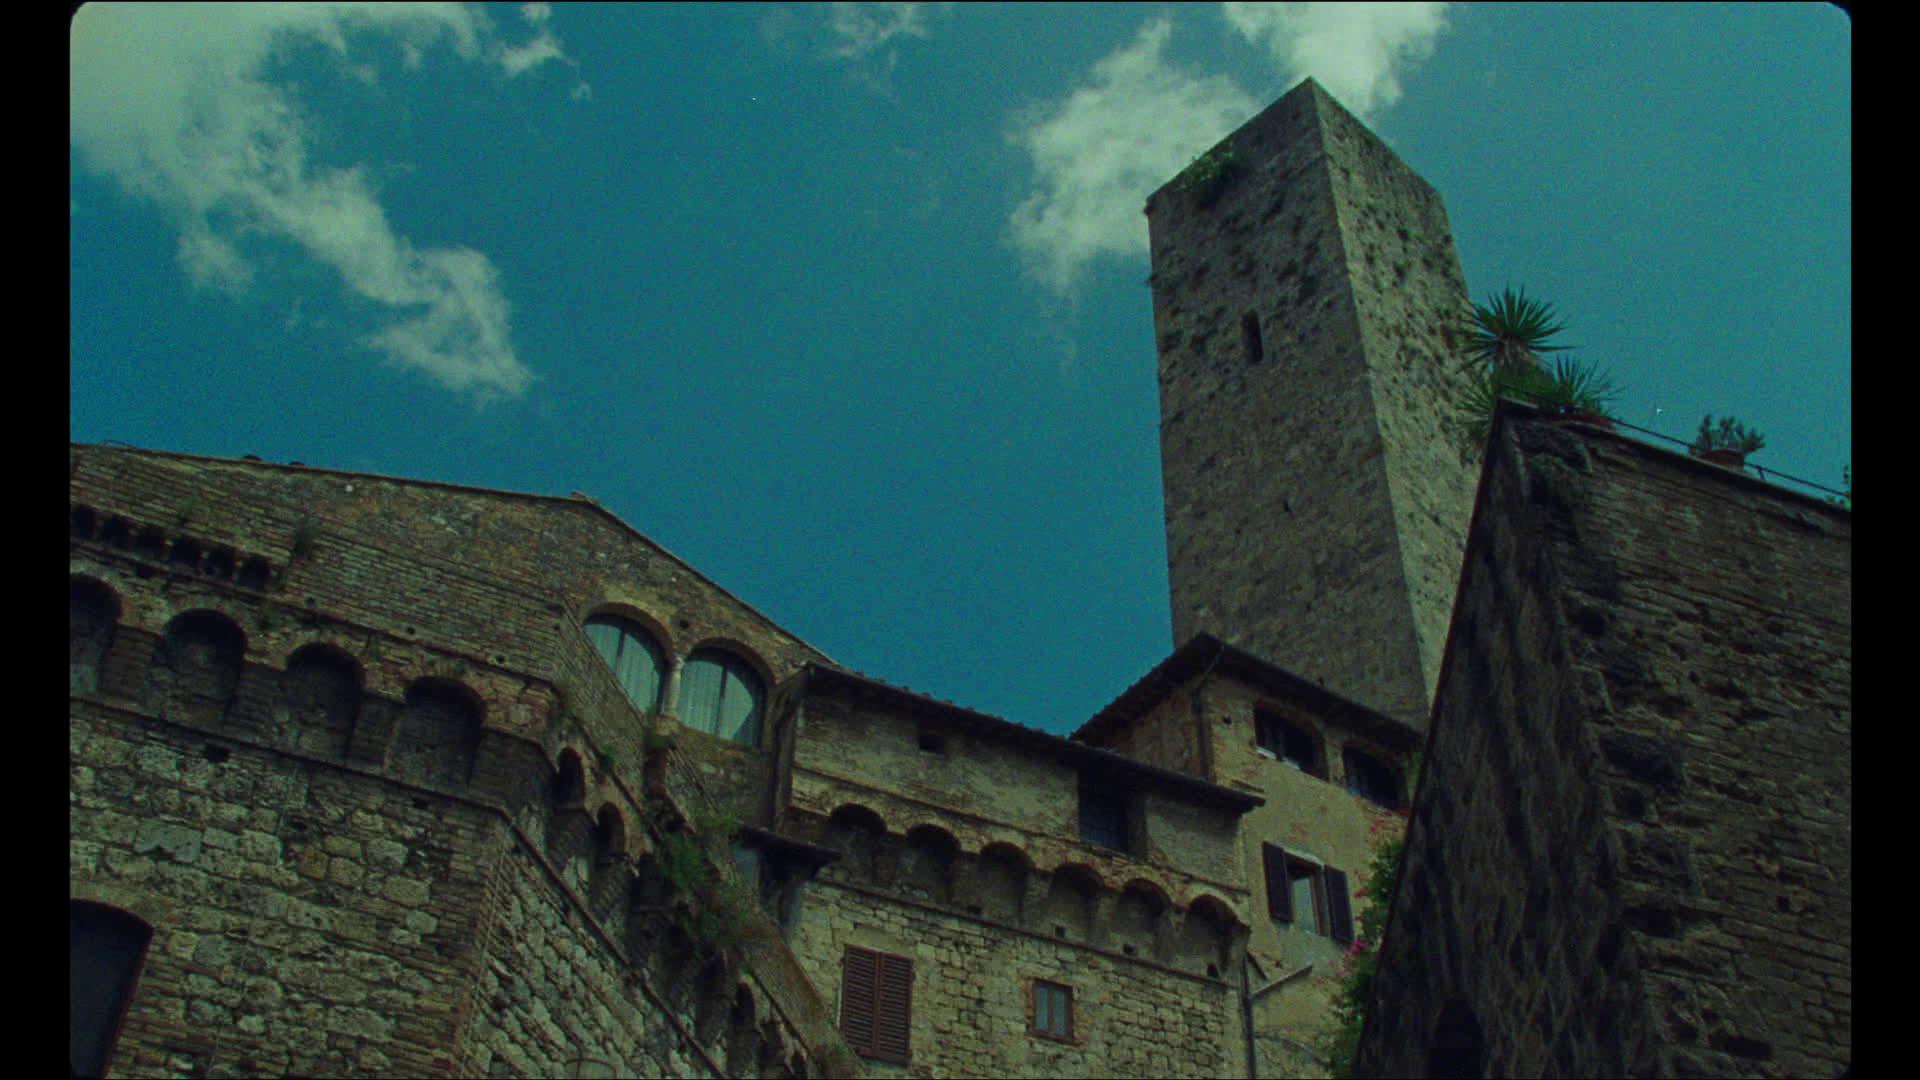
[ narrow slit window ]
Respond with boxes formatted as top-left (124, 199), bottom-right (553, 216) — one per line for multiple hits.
top-left (1241, 311), bottom-right (1264, 364)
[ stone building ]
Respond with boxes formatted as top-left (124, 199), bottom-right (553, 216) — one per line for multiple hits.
top-left (70, 78), bottom-right (1848, 1079)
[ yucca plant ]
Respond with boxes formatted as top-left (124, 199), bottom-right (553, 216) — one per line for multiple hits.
top-left (1453, 356), bottom-right (1619, 460)
top-left (1459, 287), bottom-right (1572, 374)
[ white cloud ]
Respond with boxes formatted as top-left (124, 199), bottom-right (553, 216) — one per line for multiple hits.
top-left (1221, 1), bottom-right (1450, 119)
top-left (68, 2), bottom-right (580, 403)
top-left (1003, 6), bottom-right (1452, 298)
top-left (1005, 19), bottom-right (1257, 297)
top-left (823, 2), bottom-right (935, 60)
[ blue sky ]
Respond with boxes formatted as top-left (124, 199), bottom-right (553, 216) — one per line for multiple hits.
top-left (71, 3), bottom-right (1850, 736)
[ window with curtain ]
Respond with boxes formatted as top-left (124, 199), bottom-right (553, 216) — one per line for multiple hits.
top-left (584, 615), bottom-right (665, 714)
top-left (678, 648), bottom-right (764, 747)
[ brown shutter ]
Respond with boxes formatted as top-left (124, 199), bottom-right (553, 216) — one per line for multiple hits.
top-left (1326, 866), bottom-right (1354, 945)
top-left (874, 952), bottom-right (913, 1063)
top-left (1263, 843), bottom-right (1293, 922)
top-left (840, 947), bottom-right (878, 1053)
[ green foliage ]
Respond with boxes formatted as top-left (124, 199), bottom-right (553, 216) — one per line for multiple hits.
top-left (655, 805), bottom-right (751, 953)
top-left (1177, 145), bottom-right (1243, 208)
top-left (1458, 287), bottom-right (1572, 373)
top-left (1322, 795), bottom-right (1414, 1079)
top-left (1690, 414), bottom-right (1765, 456)
top-left (1454, 355), bottom-right (1620, 461)
top-left (290, 519), bottom-right (319, 560)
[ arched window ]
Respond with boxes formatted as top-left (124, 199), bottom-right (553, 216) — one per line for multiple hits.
top-left (71, 901), bottom-right (152, 1080)
top-left (678, 649), bottom-right (764, 747)
top-left (584, 615), bottom-right (666, 714)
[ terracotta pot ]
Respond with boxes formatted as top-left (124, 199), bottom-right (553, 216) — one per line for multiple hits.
top-left (1694, 448), bottom-right (1746, 468)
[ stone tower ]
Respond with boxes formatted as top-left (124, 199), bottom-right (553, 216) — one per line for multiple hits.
top-left (1146, 78), bottom-right (1478, 731)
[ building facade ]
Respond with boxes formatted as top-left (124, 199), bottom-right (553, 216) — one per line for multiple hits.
top-left (70, 78), bottom-right (1849, 1079)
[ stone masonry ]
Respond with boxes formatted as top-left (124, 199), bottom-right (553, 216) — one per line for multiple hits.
top-left (1147, 77), bottom-right (1478, 731)
top-left (1354, 406), bottom-right (1851, 1078)
top-left (72, 76), bottom-right (1848, 1080)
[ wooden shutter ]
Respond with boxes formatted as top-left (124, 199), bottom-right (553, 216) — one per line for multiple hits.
top-left (1263, 843), bottom-right (1292, 922)
top-left (1325, 866), bottom-right (1354, 945)
top-left (840, 948), bottom-right (877, 1052)
top-left (841, 947), bottom-right (912, 1064)
top-left (874, 951), bottom-right (913, 1063)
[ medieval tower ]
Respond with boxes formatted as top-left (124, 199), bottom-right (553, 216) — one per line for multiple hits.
top-left (70, 76), bottom-right (1848, 1080)
top-left (1147, 79), bottom-right (1479, 730)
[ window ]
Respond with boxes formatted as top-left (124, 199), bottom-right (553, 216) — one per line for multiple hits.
top-left (840, 946), bottom-right (912, 1064)
top-left (584, 615), bottom-right (665, 714)
top-left (1240, 311), bottom-right (1264, 365)
top-left (1262, 844), bottom-right (1353, 944)
top-left (1344, 746), bottom-right (1402, 809)
top-left (71, 901), bottom-right (153, 1080)
top-left (678, 649), bottom-right (764, 747)
top-left (1078, 781), bottom-right (1129, 853)
top-left (1256, 709), bottom-right (1323, 775)
top-left (1031, 980), bottom-right (1074, 1041)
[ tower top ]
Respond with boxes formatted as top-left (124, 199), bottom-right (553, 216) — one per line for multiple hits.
top-left (1146, 77), bottom-right (1476, 729)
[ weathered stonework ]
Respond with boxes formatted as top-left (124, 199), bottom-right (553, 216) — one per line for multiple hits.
top-left (1078, 637), bottom-right (1420, 1078)
top-left (71, 76), bottom-right (1848, 1080)
top-left (1147, 78), bottom-right (1477, 730)
top-left (1354, 407), bottom-right (1851, 1078)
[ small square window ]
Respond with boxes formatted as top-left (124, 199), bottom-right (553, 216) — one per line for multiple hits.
top-left (1031, 980), bottom-right (1074, 1041)
top-left (917, 730), bottom-right (946, 754)
top-left (1078, 781), bottom-right (1130, 853)
top-left (1256, 709), bottom-right (1323, 776)
top-left (1343, 746), bottom-right (1402, 809)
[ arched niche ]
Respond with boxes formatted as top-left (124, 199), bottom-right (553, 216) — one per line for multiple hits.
top-left (1114, 879), bottom-right (1173, 961)
top-left (69, 576), bottom-right (120, 693)
top-left (898, 824), bottom-right (959, 905)
top-left (390, 676), bottom-right (483, 790)
top-left (1427, 997), bottom-right (1486, 1079)
top-left (723, 983), bottom-right (760, 1077)
top-left (545, 749), bottom-right (594, 890)
top-left (1178, 894), bottom-right (1239, 978)
top-left (150, 609), bottom-right (247, 725)
top-left (279, 643), bottom-right (361, 759)
top-left (967, 842), bottom-right (1032, 924)
top-left (590, 804), bottom-right (632, 931)
top-left (822, 804), bottom-right (888, 883)
top-left (1037, 863), bottom-right (1103, 942)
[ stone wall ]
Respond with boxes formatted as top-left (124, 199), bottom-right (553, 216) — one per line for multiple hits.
top-left (789, 868), bottom-right (1242, 1078)
top-left (1355, 411), bottom-right (1851, 1077)
top-left (71, 446), bottom-right (848, 1079)
top-left (777, 676), bottom-right (1260, 1075)
top-left (1147, 78), bottom-right (1476, 730)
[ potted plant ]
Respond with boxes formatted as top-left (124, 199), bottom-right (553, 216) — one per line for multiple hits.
top-left (1690, 415), bottom-right (1765, 469)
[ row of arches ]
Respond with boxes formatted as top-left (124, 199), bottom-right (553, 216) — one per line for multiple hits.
top-left (74, 573), bottom-right (491, 793)
top-left (810, 804), bottom-right (1243, 977)
top-left (72, 503), bottom-right (275, 590)
top-left (74, 575), bottom-right (823, 1076)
